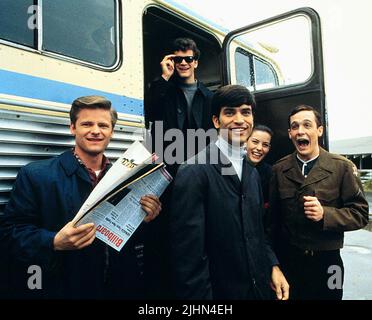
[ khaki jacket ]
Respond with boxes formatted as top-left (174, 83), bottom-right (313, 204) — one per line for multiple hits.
top-left (269, 148), bottom-right (369, 251)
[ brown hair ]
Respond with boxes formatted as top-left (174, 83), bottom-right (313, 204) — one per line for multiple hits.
top-left (288, 104), bottom-right (322, 128)
top-left (70, 95), bottom-right (118, 128)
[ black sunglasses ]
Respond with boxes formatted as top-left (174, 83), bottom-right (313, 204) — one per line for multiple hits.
top-left (172, 56), bottom-right (195, 64)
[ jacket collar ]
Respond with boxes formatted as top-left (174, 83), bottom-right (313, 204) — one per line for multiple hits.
top-left (283, 147), bottom-right (332, 187)
top-left (192, 81), bottom-right (210, 129)
top-left (59, 150), bottom-right (93, 185)
top-left (206, 142), bottom-right (249, 192)
top-left (196, 81), bottom-right (211, 97)
top-left (173, 79), bottom-right (210, 129)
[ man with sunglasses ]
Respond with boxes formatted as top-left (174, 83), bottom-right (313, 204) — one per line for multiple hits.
top-left (144, 37), bottom-right (214, 299)
top-left (145, 37), bottom-right (214, 168)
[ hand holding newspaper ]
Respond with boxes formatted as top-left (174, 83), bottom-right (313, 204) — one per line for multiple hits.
top-left (72, 140), bottom-right (172, 251)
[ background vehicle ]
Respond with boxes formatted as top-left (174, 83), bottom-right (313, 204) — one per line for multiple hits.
top-left (0, 0), bottom-right (325, 296)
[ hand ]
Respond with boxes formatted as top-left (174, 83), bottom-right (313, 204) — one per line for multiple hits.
top-left (53, 221), bottom-right (96, 251)
top-left (160, 54), bottom-right (176, 81)
top-left (270, 265), bottom-right (290, 300)
top-left (140, 194), bottom-right (162, 223)
top-left (303, 196), bottom-right (324, 222)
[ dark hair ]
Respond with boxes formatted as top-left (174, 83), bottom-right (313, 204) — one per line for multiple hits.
top-left (171, 37), bottom-right (200, 60)
top-left (252, 124), bottom-right (273, 137)
top-left (288, 104), bottom-right (322, 128)
top-left (70, 95), bottom-right (118, 128)
top-left (211, 85), bottom-right (256, 117)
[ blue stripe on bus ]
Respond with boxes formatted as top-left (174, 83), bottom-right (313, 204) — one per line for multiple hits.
top-left (0, 69), bottom-right (143, 115)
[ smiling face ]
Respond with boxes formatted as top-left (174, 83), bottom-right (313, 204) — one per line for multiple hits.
top-left (173, 49), bottom-right (198, 83)
top-left (288, 110), bottom-right (323, 161)
top-left (70, 108), bottom-right (113, 159)
top-left (247, 130), bottom-right (271, 165)
top-left (213, 104), bottom-right (253, 146)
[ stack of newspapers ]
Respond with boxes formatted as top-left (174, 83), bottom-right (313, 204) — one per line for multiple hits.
top-left (72, 140), bottom-right (172, 251)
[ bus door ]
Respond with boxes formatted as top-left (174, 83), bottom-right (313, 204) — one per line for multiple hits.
top-left (222, 7), bottom-right (326, 164)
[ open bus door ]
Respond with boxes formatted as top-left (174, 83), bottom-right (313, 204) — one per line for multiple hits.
top-left (222, 7), bottom-right (326, 164)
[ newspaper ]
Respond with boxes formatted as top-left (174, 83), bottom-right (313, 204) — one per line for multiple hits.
top-left (72, 140), bottom-right (172, 251)
top-left (72, 140), bottom-right (153, 224)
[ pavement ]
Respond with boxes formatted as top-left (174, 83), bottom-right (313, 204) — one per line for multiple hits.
top-left (366, 192), bottom-right (372, 220)
top-left (366, 192), bottom-right (372, 204)
top-left (341, 228), bottom-right (372, 300)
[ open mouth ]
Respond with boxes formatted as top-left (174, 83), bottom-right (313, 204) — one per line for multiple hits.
top-left (296, 137), bottom-right (310, 148)
top-left (251, 151), bottom-right (263, 158)
top-left (249, 151), bottom-right (263, 162)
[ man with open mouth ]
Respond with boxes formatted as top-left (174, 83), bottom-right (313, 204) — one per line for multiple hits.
top-left (268, 104), bottom-right (369, 300)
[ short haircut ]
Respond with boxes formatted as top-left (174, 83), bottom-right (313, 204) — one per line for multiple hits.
top-left (211, 84), bottom-right (256, 117)
top-left (252, 124), bottom-right (273, 138)
top-left (288, 104), bottom-right (322, 128)
top-left (70, 95), bottom-right (118, 128)
top-left (171, 37), bottom-right (201, 60)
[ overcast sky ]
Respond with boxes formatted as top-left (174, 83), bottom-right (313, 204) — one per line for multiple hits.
top-left (173, 0), bottom-right (372, 142)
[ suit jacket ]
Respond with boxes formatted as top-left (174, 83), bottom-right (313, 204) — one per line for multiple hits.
top-left (145, 77), bottom-right (213, 132)
top-left (269, 148), bottom-right (369, 251)
top-left (170, 143), bottom-right (278, 300)
top-left (255, 161), bottom-right (273, 205)
top-left (145, 77), bottom-right (214, 177)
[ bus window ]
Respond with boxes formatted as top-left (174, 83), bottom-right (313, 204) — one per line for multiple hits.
top-left (0, 0), bottom-right (119, 68)
top-left (229, 14), bottom-right (313, 91)
top-left (43, 0), bottom-right (118, 67)
top-left (0, 0), bottom-right (35, 47)
top-left (234, 48), bottom-right (278, 91)
top-left (234, 48), bottom-right (253, 90)
top-left (253, 57), bottom-right (278, 90)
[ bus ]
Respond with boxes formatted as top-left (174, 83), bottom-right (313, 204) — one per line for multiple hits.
top-left (0, 0), bottom-right (326, 296)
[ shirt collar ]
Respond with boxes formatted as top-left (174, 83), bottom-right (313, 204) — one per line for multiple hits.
top-left (216, 136), bottom-right (246, 160)
top-left (296, 154), bottom-right (319, 164)
top-left (296, 154), bottom-right (319, 177)
top-left (72, 148), bottom-right (110, 186)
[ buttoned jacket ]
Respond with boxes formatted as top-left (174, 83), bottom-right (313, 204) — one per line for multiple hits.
top-left (269, 148), bottom-right (369, 251)
top-left (170, 143), bottom-right (278, 300)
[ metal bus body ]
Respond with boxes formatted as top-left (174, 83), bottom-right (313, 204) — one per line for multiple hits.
top-left (0, 0), bottom-right (326, 296)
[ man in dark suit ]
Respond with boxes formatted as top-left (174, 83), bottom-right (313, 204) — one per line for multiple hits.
top-left (145, 37), bottom-right (214, 175)
top-left (169, 85), bottom-right (289, 300)
top-left (268, 104), bottom-right (369, 300)
top-left (144, 37), bottom-right (214, 298)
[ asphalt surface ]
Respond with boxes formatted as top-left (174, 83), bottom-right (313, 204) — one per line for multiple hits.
top-left (366, 192), bottom-right (372, 220)
top-left (341, 228), bottom-right (372, 300)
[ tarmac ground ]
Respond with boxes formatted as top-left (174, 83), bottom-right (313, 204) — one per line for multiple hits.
top-left (341, 228), bottom-right (372, 300)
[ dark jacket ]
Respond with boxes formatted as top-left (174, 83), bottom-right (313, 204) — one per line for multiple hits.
top-left (145, 77), bottom-right (214, 132)
top-left (255, 161), bottom-right (273, 206)
top-left (145, 77), bottom-right (214, 175)
top-left (170, 143), bottom-right (278, 300)
top-left (269, 148), bottom-right (369, 252)
top-left (143, 76), bottom-right (214, 299)
top-left (0, 150), bottom-right (143, 299)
